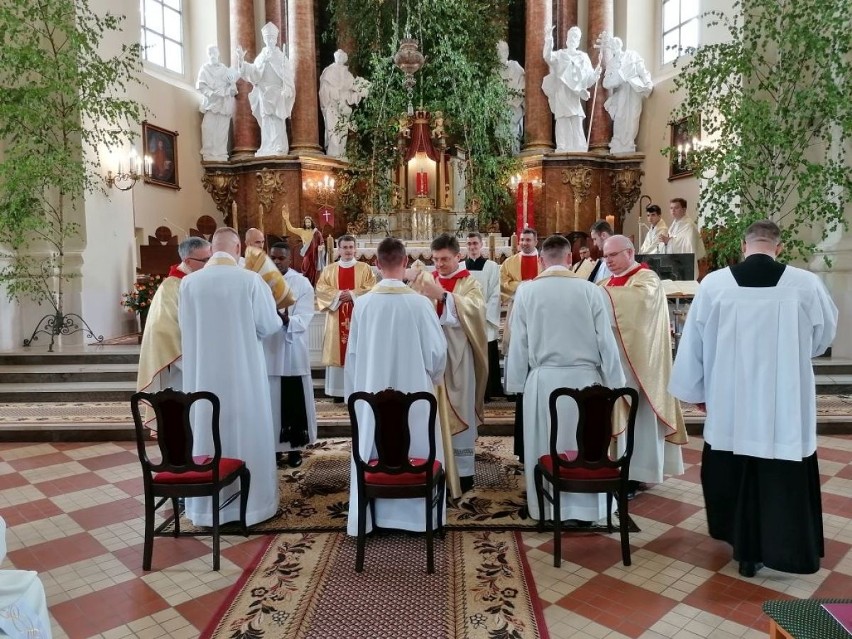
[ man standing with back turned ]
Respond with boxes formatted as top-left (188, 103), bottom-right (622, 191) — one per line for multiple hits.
top-left (670, 220), bottom-right (837, 577)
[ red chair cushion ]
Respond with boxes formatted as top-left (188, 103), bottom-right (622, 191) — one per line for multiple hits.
top-left (364, 458), bottom-right (442, 485)
top-left (538, 452), bottom-right (621, 480)
top-left (153, 456), bottom-right (244, 484)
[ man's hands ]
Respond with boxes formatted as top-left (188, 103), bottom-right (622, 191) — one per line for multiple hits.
top-left (339, 289), bottom-right (353, 303)
top-left (417, 276), bottom-right (446, 303)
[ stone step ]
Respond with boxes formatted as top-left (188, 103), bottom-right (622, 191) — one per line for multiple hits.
top-left (0, 350), bottom-right (140, 366)
top-left (0, 381), bottom-right (137, 403)
top-left (0, 364), bottom-right (139, 384)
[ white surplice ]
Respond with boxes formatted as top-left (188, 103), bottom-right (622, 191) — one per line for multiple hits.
top-left (467, 259), bottom-right (501, 342)
top-left (670, 266), bottom-right (837, 460)
top-left (344, 279), bottom-right (448, 536)
top-left (505, 267), bottom-right (626, 521)
top-left (639, 221), bottom-right (668, 255)
top-left (264, 268), bottom-right (317, 453)
top-left (0, 517), bottom-right (52, 639)
top-left (666, 216), bottom-right (706, 276)
top-left (179, 252), bottom-right (282, 526)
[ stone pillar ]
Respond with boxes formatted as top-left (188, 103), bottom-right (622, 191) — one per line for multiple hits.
top-left (523, 0), bottom-right (553, 152)
top-left (265, 0), bottom-right (282, 35)
top-left (288, 0), bottom-right (322, 155)
top-left (587, 0), bottom-right (613, 153)
top-left (557, 0), bottom-right (578, 50)
top-left (230, 0), bottom-right (260, 156)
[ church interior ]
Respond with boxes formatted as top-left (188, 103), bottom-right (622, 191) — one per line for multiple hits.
top-left (1, 0), bottom-right (851, 638)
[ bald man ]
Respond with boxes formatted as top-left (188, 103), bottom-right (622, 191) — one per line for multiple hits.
top-left (179, 227), bottom-right (283, 527)
top-left (599, 235), bottom-right (687, 499)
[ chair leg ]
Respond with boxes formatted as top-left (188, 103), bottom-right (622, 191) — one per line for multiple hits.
top-left (533, 466), bottom-right (546, 533)
top-left (239, 468), bottom-right (251, 537)
top-left (143, 492), bottom-right (155, 571)
top-left (618, 490), bottom-right (631, 567)
top-left (606, 491), bottom-right (614, 533)
top-left (426, 485), bottom-right (434, 574)
top-left (171, 498), bottom-right (181, 537)
top-left (437, 473), bottom-right (446, 538)
top-left (212, 490), bottom-right (220, 571)
top-left (552, 484), bottom-right (562, 568)
top-left (355, 490), bottom-right (368, 573)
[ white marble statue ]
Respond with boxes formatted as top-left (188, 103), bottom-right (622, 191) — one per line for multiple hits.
top-left (236, 22), bottom-right (296, 157)
top-left (196, 45), bottom-right (239, 162)
top-left (318, 50), bottom-right (370, 159)
top-left (497, 40), bottom-right (525, 154)
top-left (542, 26), bottom-right (600, 152)
top-left (603, 37), bottom-right (653, 154)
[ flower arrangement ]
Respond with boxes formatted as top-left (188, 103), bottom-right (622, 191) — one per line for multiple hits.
top-left (121, 275), bottom-right (164, 313)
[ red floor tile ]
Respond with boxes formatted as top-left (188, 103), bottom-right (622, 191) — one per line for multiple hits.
top-left (555, 573), bottom-right (678, 638)
top-left (0, 497), bottom-right (63, 527)
top-left (66, 496), bottom-right (145, 530)
top-left (36, 469), bottom-right (109, 496)
top-left (643, 527), bottom-right (733, 572)
top-left (822, 538), bottom-right (852, 571)
top-left (175, 586), bottom-right (233, 631)
top-left (50, 578), bottom-right (170, 639)
top-left (113, 476), bottom-right (144, 498)
top-left (678, 463), bottom-right (702, 484)
top-left (77, 450), bottom-right (139, 471)
top-left (629, 493), bottom-right (702, 526)
top-left (681, 447), bottom-right (702, 464)
top-left (6, 451), bottom-right (73, 472)
top-left (539, 531), bottom-right (629, 573)
top-left (114, 535), bottom-right (222, 573)
top-left (683, 573), bottom-right (790, 629)
top-left (836, 463), bottom-right (852, 480)
top-left (0, 471), bottom-right (29, 491)
top-left (6, 531), bottom-right (109, 572)
top-left (822, 491), bottom-right (852, 517)
top-left (819, 447), bottom-right (852, 463)
top-left (221, 534), bottom-right (273, 569)
top-left (813, 571), bottom-right (852, 598)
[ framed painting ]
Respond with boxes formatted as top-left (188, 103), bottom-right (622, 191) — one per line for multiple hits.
top-left (142, 121), bottom-right (180, 189)
top-left (668, 114), bottom-right (700, 181)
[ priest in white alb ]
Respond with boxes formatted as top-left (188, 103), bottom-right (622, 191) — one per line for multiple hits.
top-left (464, 231), bottom-right (502, 401)
top-left (179, 227), bottom-right (287, 527)
top-left (505, 234), bottom-right (625, 522)
top-left (344, 237), bottom-right (447, 535)
top-left (638, 204), bottom-right (667, 255)
top-left (670, 220), bottom-right (837, 577)
top-left (600, 235), bottom-right (687, 499)
top-left (660, 198), bottom-right (705, 278)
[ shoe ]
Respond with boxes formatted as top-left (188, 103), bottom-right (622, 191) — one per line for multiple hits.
top-left (288, 451), bottom-right (303, 468)
top-left (332, 397), bottom-right (344, 404)
top-left (626, 489), bottom-right (637, 501)
top-left (738, 561), bottom-right (763, 578)
top-left (276, 452), bottom-right (287, 468)
top-left (459, 476), bottom-right (475, 493)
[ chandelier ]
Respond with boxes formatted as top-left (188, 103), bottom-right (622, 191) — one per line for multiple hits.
top-left (393, 35), bottom-right (424, 115)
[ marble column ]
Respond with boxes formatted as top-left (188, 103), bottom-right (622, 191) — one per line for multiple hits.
top-left (265, 0), bottom-right (282, 35)
top-left (587, 0), bottom-right (613, 153)
top-left (523, 0), bottom-right (553, 152)
top-left (288, 0), bottom-right (322, 155)
top-left (230, 0), bottom-right (260, 156)
top-left (557, 0), bottom-right (578, 51)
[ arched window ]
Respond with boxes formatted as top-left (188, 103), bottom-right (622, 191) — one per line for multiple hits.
top-left (662, 0), bottom-right (699, 65)
top-left (140, 0), bottom-right (184, 75)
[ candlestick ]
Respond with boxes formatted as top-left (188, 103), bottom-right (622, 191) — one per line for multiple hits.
top-left (596, 196), bottom-right (601, 218)
top-left (231, 201), bottom-right (239, 233)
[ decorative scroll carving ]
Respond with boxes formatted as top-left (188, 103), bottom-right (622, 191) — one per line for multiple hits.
top-left (611, 168), bottom-right (643, 226)
top-left (255, 169), bottom-right (285, 232)
top-left (562, 167), bottom-right (593, 232)
top-left (201, 172), bottom-right (238, 224)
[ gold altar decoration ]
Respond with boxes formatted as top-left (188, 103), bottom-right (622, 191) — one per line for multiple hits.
top-left (611, 168), bottom-right (644, 227)
top-left (201, 171), bottom-right (238, 219)
top-left (562, 167), bottom-right (593, 232)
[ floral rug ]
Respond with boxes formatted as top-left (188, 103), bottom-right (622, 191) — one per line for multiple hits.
top-left (165, 436), bottom-right (638, 534)
top-left (200, 530), bottom-right (549, 639)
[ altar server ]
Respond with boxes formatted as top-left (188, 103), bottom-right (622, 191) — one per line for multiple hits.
top-left (505, 234), bottom-right (625, 522)
top-left (670, 220), bottom-right (837, 577)
top-left (344, 237), bottom-right (447, 535)
top-left (316, 234), bottom-right (376, 399)
top-left (601, 235), bottom-right (688, 498)
top-left (465, 232), bottom-right (502, 400)
top-left (179, 227), bottom-right (283, 527)
top-left (265, 243), bottom-right (316, 469)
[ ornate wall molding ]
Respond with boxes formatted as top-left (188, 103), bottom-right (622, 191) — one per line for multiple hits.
top-left (611, 168), bottom-right (643, 225)
top-left (201, 172), bottom-right (238, 224)
top-left (562, 167), bottom-right (593, 232)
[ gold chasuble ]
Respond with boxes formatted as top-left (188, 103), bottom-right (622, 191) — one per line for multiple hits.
top-left (243, 246), bottom-right (295, 309)
top-left (499, 252), bottom-right (542, 302)
top-left (137, 269), bottom-right (184, 393)
top-left (316, 261), bottom-right (376, 367)
top-left (602, 266), bottom-right (688, 444)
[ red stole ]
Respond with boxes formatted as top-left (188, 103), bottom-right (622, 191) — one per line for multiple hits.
top-left (433, 269), bottom-right (470, 316)
top-left (520, 254), bottom-right (539, 281)
top-left (607, 263), bottom-right (648, 287)
top-left (168, 264), bottom-right (187, 279)
top-left (338, 265), bottom-right (356, 364)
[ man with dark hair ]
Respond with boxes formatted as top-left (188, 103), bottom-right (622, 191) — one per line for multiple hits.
top-left (265, 242), bottom-right (316, 468)
top-left (506, 234), bottom-right (625, 522)
top-left (670, 220), bottom-right (837, 577)
top-left (409, 233), bottom-right (487, 496)
top-left (660, 198), bottom-right (705, 277)
top-left (639, 204), bottom-right (667, 254)
top-left (588, 220), bottom-right (614, 282)
top-left (343, 236), bottom-right (447, 536)
top-left (465, 232), bottom-right (502, 401)
top-left (316, 234), bottom-right (376, 400)
top-left (499, 227), bottom-right (540, 303)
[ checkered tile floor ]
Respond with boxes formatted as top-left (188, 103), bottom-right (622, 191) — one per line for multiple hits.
top-left (2, 435), bottom-right (850, 639)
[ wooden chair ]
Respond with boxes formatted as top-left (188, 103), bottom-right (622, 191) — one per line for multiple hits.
top-left (130, 388), bottom-right (251, 571)
top-left (347, 388), bottom-right (446, 574)
top-left (533, 384), bottom-right (639, 567)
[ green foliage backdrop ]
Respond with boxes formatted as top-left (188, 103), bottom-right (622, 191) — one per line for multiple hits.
top-left (669, 0), bottom-right (851, 266)
top-left (328, 0), bottom-right (519, 227)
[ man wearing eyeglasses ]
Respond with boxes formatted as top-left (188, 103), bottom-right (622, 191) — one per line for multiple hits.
top-left (639, 204), bottom-right (668, 255)
top-left (600, 235), bottom-right (687, 500)
top-left (136, 236), bottom-right (212, 432)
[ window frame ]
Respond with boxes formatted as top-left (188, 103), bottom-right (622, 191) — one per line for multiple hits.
top-left (140, 0), bottom-right (186, 78)
top-left (661, 0), bottom-right (700, 66)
